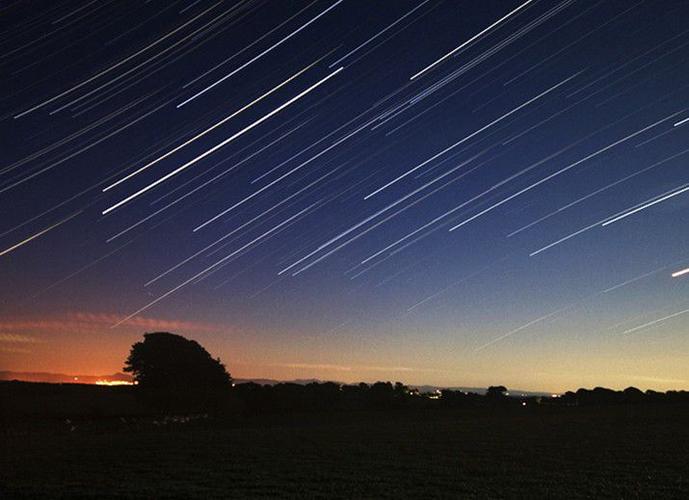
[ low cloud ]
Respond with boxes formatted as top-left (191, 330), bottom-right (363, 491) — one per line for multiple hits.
top-left (629, 375), bottom-right (687, 384)
top-left (0, 333), bottom-right (40, 343)
top-left (0, 346), bottom-right (31, 354)
top-left (276, 363), bottom-right (440, 373)
top-left (67, 312), bottom-right (220, 332)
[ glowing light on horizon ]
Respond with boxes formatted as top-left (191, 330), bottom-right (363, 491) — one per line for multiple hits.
top-left (95, 380), bottom-right (135, 386)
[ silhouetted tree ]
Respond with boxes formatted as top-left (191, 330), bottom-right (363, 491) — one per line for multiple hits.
top-left (124, 332), bottom-right (232, 412)
top-left (394, 382), bottom-right (408, 398)
top-left (486, 385), bottom-right (508, 398)
top-left (623, 386), bottom-right (645, 403)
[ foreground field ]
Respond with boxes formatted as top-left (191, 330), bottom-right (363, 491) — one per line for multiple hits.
top-left (3, 405), bottom-right (689, 499)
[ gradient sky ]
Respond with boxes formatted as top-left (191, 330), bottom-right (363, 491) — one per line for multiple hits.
top-left (2, 0), bottom-right (689, 392)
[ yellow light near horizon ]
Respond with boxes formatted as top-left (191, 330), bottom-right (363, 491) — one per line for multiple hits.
top-left (95, 380), bottom-right (134, 386)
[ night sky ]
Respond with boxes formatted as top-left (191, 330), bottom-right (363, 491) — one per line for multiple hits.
top-left (2, 0), bottom-right (689, 391)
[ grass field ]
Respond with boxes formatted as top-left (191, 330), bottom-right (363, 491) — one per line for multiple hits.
top-left (3, 405), bottom-right (689, 498)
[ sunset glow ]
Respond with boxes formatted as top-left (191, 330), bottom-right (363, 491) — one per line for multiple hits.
top-left (2, 0), bottom-right (688, 394)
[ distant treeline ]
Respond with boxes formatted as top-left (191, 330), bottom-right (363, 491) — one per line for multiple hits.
top-left (552, 386), bottom-right (689, 406)
top-left (234, 382), bottom-right (689, 412)
top-left (2, 381), bottom-right (689, 420)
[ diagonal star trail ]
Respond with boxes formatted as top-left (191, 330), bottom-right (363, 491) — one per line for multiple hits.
top-left (3, 0), bottom-right (689, 387)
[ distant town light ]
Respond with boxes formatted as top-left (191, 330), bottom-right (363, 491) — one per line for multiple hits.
top-left (95, 380), bottom-right (134, 386)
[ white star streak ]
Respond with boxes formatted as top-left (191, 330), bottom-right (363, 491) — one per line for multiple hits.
top-left (2, 95), bottom-right (176, 194)
top-left (177, 0), bottom-right (344, 107)
top-left (102, 67), bottom-right (343, 215)
top-left (448, 109), bottom-right (687, 232)
top-left (475, 305), bottom-right (572, 352)
top-left (103, 59), bottom-right (322, 192)
top-left (281, 148), bottom-right (493, 275)
top-left (530, 182), bottom-right (689, 256)
top-left (149, 115), bottom-right (316, 206)
top-left (43, 5), bottom-right (251, 115)
top-left (182, 1), bottom-right (319, 90)
top-left (508, 146), bottom-right (689, 237)
top-left (4, 90), bottom-right (155, 176)
top-left (365, 72), bottom-right (580, 199)
top-left (407, 261), bottom-right (501, 312)
top-left (672, 268), bottom-right (689, 278)
top-left (111, 203), bottom-right (320, 327)
top-left (409, 0), bottom-right (536, 80)
top-left (329, 0), bottom-right (431, 68)
top-left (26, 240), bottom-right (132, 300)
top-left (622, 307), bottom-right (689, 335)
top-left (363, 146), bottom-right (574, 263)
top-left (406, 1), bottom-right (574, 106)
top-left (282, 163), bottom-right (483, 277)
top-left (601, 184), bottom-right (689, 227)
top-left (0, 211), bottom-right (82, 257)
top-left (675, 116), bottom-right (689, 127)
top-left (249, 102), bottom-right (377, 185)
top-left (193, 104), bottom-right (370, 231)
top-left (529, 218), bottom-right (605, 257)
top-left (502, 2), bottom-right (643, 87)
top-left (602, 270), bottom-right (660, 294)
top-left (13, 2), bottom-right (222, 118)
top-left (143, 166), bottom-right (343, 287)
top-left (51, 0), bottom-right (99, 24)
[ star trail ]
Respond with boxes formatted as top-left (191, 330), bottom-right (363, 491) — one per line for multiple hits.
top-left (2, 0), bottom-right (688, 391)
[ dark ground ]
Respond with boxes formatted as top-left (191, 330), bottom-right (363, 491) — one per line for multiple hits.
top-left (2, 403), bottom-right (689, 499)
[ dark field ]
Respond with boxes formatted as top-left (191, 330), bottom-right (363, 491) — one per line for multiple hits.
top-left (3, 404), bottom-right (689, 499)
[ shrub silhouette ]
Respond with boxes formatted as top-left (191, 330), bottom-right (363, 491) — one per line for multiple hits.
top-left (486, 385), bottom-right (508, 398)
top-left (124, 332), bottom-right (232, 412)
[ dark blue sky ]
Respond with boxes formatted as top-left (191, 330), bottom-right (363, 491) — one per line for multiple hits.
top-left (2, 0), bottom-right (689, 391)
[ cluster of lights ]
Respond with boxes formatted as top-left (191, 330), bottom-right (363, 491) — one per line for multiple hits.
top-left (95, 380), bottom-right (135, 386)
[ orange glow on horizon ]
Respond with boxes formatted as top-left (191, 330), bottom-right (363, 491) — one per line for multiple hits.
top-left (95, 380), bottom-right (135, 386)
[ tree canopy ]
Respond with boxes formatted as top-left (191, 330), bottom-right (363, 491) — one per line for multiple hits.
top-left (124, 332), bottom-right (232, 411)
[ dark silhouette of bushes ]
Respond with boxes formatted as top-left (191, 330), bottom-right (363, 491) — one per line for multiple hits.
top-left (229, 380), bottom-right (421, 414)
top-left (556, 386), bottom-right (689, 406)
top-left (3, 378), bottom-right (689, 422)
top-left (5, 328), bottom-right (689, 421)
